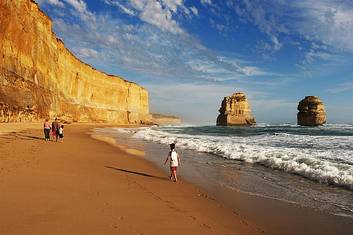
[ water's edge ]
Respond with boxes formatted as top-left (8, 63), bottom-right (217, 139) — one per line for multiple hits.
top-left (92, 125), bottom-right (353, 219)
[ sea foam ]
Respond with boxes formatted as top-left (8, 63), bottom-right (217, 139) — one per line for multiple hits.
top-left (117, 125), bottom-right (353, 190)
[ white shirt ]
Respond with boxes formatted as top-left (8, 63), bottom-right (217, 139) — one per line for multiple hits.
top-left (170, 150), bottom-right (179, 167)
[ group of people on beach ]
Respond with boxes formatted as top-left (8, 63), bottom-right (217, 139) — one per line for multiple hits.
top-left (43, 118), bottom-right (64, 142)
top-left (46, 117), bottom-right (180, 180)
top-left (43, 118), bottom-right (180, 181)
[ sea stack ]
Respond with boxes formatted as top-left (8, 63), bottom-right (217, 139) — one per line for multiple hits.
top-left (216, 92), bottom-right (256, 126)
top-left (297, 96), bottom-right (326, 126)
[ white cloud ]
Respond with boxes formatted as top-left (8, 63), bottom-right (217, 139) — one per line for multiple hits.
top-left (104, 0), bottom-right (136, 16)
top-left (228, 0), bottom-right (286, 53)
top-left (73, 47), bottom-right (99, 59)
top-left (270, 35), bottom-right (282, 52)
top-left (36, 0), bottom-right (65, 7)
top-left (137, 0), bottom-right (183, 34)
top-left (53, 10), bottom-right (273, 84)
top-left (49, 0), bottom-right (65, 7)
top-left (187, 60), bottom-right (231, 74)
top-left (190, 6), bottom-right (198, 15)
top-left (303, 49), bottom-right (333, 65)
top-left (240, 66), bottom-right (265, 76)
top-left (104, 1), bottom-right (199, 33)
top-left (110, 0), bottom-right (184, 34)
top-left (290, 0), bottom-right (353, 51)
top-left (200, 0), bottom-right (213, 6)
top-left (229, 0), bottom-right (353, 53)
top-left (217, 56), bottom-right (270, 76)
top-left (64, 0), bottom-right (85, 13)
top-left (161, 0), bottom-right (183, 13)
top-left (326, 81), bottom-right (353, 94)
top-left (63, 0), bottom-right (95, 21)
top-left (45, 0), bottom-right (280, 86)
top-left (122, 0), bottom-right (184, 34)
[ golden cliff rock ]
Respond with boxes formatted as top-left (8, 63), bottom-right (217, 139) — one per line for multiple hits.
top-left (151, 113), bottom-right (182, 125)
top-left (0, 0), bottom-right (151, 124)
top-left (297, 96), bottom-right (326, 126)
top-left (216, 92), bottom-right (256, 126)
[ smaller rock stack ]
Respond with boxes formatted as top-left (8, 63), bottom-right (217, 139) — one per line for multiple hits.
top-left (216, 92), bottom-right (256, 126)
top-left (297, 96), bottom-right (326, 126)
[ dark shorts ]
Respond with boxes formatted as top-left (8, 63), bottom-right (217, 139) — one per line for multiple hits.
top-left (59, 134), bottom-right (64, 138)
top-left (170, 166), bottom-right (177, 172)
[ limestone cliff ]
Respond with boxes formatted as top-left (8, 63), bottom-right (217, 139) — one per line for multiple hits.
top-left (151, 113), bottom-right (182, 125)
top-left (297, 96), bottom-right (326, 126)
top-left (216, 92), bottom-right (256, 126)
top-left (0, 0), bottom-right (151, 124)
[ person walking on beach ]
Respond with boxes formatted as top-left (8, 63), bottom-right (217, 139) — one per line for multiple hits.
top-left (52, 118), bottom-right (60, 142)
top-left (164, 143), bottom-right (181, 182)
top-left (43, 119), bottom-right (51, 141)
top-left (58, 125), bottom-right (64, 142)
top-left (51, 120), bottom-right (56, 141)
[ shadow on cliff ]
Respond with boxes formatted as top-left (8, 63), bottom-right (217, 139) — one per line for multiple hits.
top-left (105, 166), bottom-right (168, 181)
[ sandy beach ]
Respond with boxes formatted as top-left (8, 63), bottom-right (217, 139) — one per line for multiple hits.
top-left (0, 124), bottom-right (260, 235)
top-left (1, 124), bottom-right (353, 235)
top-left (2, 0), bottom-right (353, 234)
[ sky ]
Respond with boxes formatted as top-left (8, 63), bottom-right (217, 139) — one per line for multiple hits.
top-left (35, 0), bottom-right (353, 124)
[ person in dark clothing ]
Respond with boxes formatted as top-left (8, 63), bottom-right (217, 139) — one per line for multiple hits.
top-left (52, 118), bottom-right (60, 142)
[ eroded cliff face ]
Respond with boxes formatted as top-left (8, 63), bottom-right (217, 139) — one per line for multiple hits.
top-left (216, 92), bottom-right (256, 126)
top-left (0, 0), bottom-right (151, 123)
top-left (297, 96), bottom-right (326, 126)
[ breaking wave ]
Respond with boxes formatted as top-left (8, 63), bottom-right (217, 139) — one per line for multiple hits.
top-left (115, 124), bottom-right (353, 190)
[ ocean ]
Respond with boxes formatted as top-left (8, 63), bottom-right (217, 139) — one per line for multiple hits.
top-left (93, 124), bottom-right (353, 219)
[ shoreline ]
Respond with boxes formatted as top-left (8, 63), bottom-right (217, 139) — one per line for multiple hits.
top-left (92, 126), bottom-right (353, 235)
top-left (0, 124), bottom-right (260, 234)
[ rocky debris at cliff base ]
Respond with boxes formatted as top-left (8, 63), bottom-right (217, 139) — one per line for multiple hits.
top-left (0, 102), bottom-right (39, 122)
top-left (297, 96), bottom-right (326, 126)
top-left (216, 92), bottom-right (256, 126)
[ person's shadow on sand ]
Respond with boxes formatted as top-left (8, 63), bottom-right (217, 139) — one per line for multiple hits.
top-left (0, 133), bottom-right (43, 141)
top-left (17, 134), bottom-right (44, 141)
top-left (105, 166), bottom-right (168, 181)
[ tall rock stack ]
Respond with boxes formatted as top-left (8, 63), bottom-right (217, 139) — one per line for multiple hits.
top-left (297, 96), bottom-right (326, 126)
top-left (216, 92), bottom-right (256, 126)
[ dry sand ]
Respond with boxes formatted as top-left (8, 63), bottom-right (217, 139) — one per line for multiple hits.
top-left (0, 124), bottom-right (261, 235)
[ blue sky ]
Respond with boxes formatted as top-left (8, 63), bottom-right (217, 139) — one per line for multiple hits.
top-left (36, 0), bottom-right (353, 124)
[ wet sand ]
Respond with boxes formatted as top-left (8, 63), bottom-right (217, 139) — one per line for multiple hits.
top-left (0, 124), bottom-right (260, 235)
